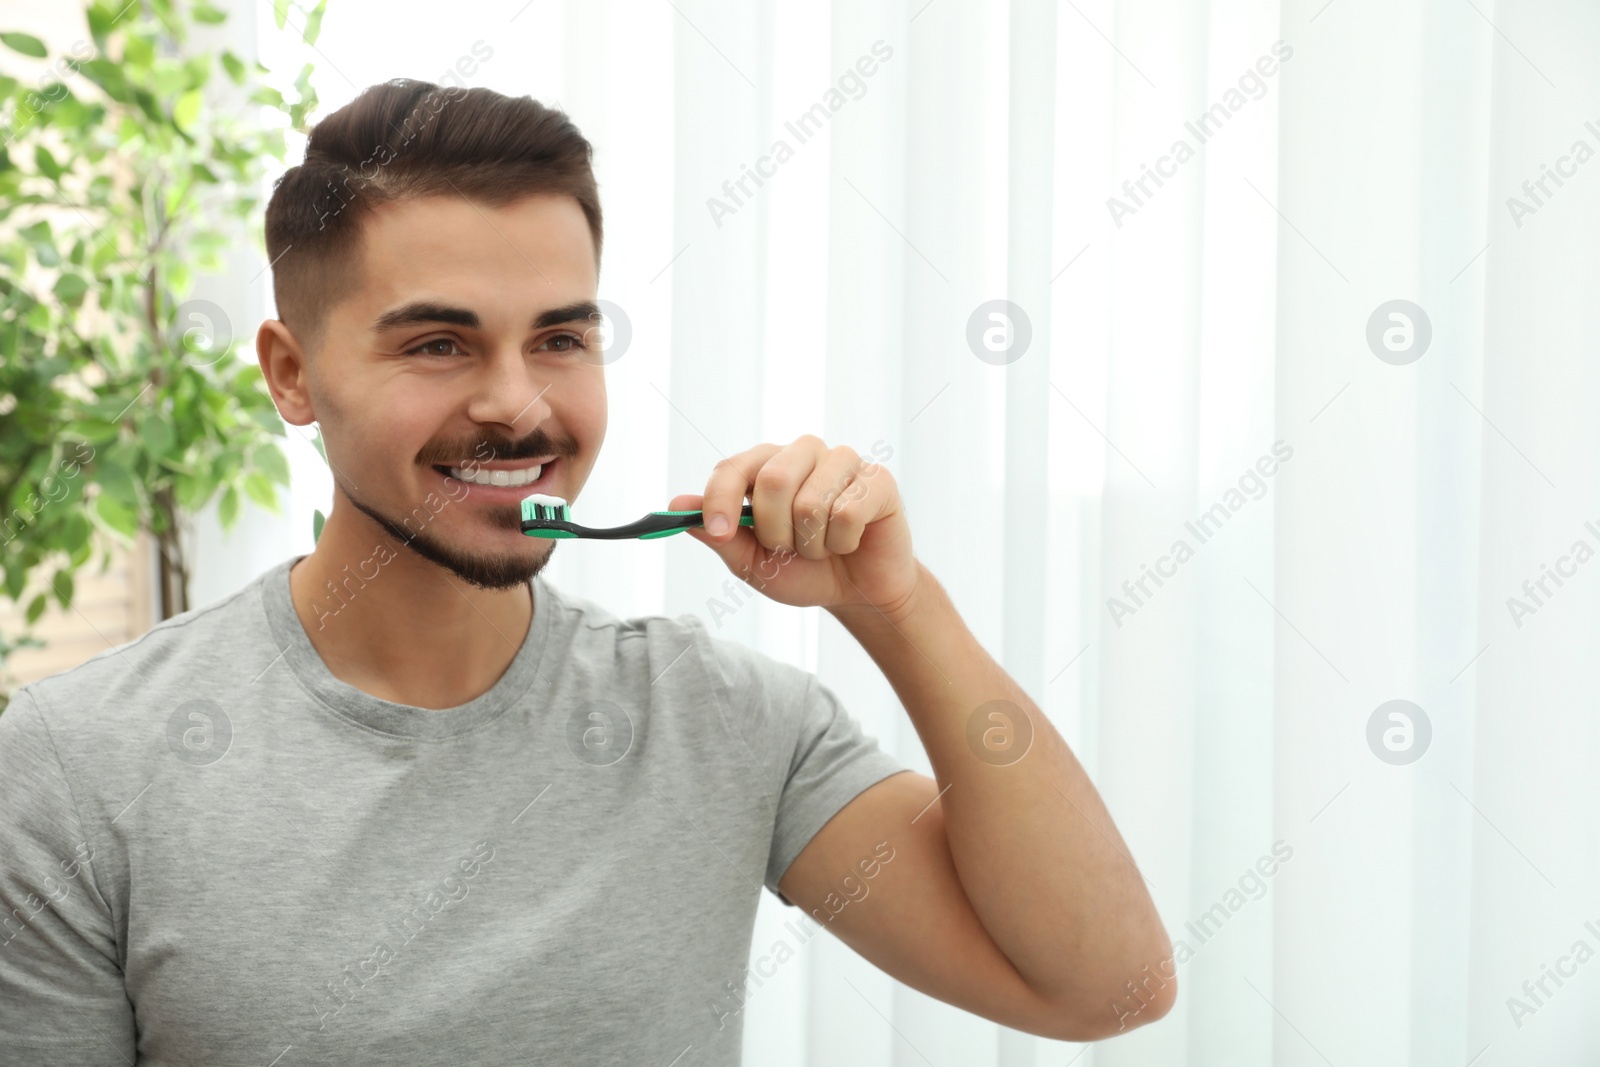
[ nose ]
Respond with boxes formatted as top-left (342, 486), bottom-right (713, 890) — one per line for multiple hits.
top-left (467, 345), bottom-right (554, 434)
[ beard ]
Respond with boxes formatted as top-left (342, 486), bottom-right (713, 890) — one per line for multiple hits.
top-left (346, 488), bottom-right (555, 591)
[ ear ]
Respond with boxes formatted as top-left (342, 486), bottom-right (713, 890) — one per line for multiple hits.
top-left (255, 319), bottom-right (315, 426)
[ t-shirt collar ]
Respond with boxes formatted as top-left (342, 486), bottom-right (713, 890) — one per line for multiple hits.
top-left (258, 553), bottom-right (555, 740)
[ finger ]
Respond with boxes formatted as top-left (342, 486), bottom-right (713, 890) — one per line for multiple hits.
top-left (822, 471), bottom-right (873, 555)
top-left (672, 489), bottom-right (767, 570)
top-left (670, 492), bottom-right (731, 551)
top-left (829, 454), bottom-right (901, 556)
top-left (703, 444), bottom-right (782, 541)
top-left (793, 445), bottom-right (863, 561)
top-left (666, 491), bottom-right (729, 549)
top-left (750, 436), bottom-right (826, 553)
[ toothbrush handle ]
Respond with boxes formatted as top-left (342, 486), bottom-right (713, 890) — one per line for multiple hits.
top-left (637, 503), bottom-right (755, 539)
top-left (673, 503), bottom-right (755, 528)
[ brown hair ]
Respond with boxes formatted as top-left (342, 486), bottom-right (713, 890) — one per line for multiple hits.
top-left (263, 79), bottom-right (603, 354)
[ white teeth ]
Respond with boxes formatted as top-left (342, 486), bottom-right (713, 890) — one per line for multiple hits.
top-left (447, 463), bottom-right (543, 487)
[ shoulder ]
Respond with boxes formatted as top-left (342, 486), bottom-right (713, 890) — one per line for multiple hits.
top-left (535, 577), bottom-right (688, 643)
top-left (9, 561), bottom-right (282, 744)
top-left (534, 578), bottom-right (807, 713)
top-left (0, 560), bottom-right (287, 849)
top-left (537, 576), bottom-right (722, 661)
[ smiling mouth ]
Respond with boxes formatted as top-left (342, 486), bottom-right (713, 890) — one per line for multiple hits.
top-left (432, 457), bottom-right (556, 489)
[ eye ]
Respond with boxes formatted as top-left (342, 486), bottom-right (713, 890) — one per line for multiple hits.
top-left (404, 337), bottom-right (465, 358)
top-left (537, 332), bottom-right (589, 355)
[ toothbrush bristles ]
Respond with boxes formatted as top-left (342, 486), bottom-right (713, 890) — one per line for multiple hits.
top-left (522, 492), bottom-right (571, 525)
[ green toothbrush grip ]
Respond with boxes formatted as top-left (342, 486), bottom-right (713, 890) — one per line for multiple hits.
top-left (637, 503), bottom-right (755, 539)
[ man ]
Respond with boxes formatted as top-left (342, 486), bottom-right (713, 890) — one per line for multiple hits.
top-left (0, 80), bottom-right (1172, 1064)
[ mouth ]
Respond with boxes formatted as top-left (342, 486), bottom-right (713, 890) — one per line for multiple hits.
top-left (431, 456), bottom-right (561, 502)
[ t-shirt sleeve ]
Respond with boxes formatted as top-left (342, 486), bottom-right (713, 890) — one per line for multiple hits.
top-left (0, 688), bottom-right (135, 1064)
top-left (693, 622), bottom-right (907, 905)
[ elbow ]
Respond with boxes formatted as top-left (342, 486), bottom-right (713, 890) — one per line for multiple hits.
top-left (1045, 949), bottom-right (1180, 1042)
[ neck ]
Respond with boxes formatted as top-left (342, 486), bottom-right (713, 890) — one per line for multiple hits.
top-left (288, 499), bottom-right (533, 710)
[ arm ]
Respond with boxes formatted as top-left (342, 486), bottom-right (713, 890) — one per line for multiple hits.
top-left (820, 562), bottom-right (1174, 1036)
top-left (676, 435), bottom-right (1175, 1040)
top-left (0, 688), bottom-right (135, 1065)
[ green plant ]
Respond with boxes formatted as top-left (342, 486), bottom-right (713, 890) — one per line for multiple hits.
top-left (0, 0), bottom-right (326, 702)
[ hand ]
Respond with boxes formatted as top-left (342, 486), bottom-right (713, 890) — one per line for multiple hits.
top-left (669, 435), bottom-right (921, 621)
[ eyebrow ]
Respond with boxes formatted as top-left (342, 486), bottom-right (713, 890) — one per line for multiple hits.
top-left (371, 299), bottom-right (600, 334)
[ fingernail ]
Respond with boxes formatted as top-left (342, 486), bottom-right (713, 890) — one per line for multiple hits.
top-left (707, 514), bottom-right (729, 536)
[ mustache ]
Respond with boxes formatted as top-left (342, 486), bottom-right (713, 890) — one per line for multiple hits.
top-left (417, 428), bottom-right (578, 467)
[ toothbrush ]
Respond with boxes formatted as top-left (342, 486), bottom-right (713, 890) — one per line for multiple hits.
top-left (521, 493), bottom-right (755, 540)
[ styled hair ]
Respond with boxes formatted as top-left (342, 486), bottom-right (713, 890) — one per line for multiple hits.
top-left (263, 79), bottom-right (603, 354)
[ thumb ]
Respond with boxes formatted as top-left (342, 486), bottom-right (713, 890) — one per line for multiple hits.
top-left (668, 493), bottom-right (760, 575)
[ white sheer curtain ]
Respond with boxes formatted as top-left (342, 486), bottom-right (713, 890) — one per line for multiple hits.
top-left (185, 0), bottom-right (1600, 1062)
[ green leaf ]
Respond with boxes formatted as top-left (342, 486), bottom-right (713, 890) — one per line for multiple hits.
top-left (93, 456), bottom-right (139, 507)
top-left (138, 411), bottom-right (175, 456)
top-left (312, 508), bottom-right (325, 543)
top-left (173, 88), bottom-right (202, 132)
top-left (209, 451), bottom-right (237, 483)
top-left (220, 50), bottom-right (246, 85)
top-left (173, 470), bottom-right (205, 510)
top-left (193, 2), bottom-right (229, 24)
top-left (184, 54), bottom-right (213, 90)
top-left (94, 492), bottom-right (139, 538)
top-left (51, 569), bottom-right (72, 609)
top-left (273, 0), bottom-right (289, 29)
top-left (69, 539), bottom-right (93, 568)
top-left (122, 33), bottom-right (152, 69)
top-left (79, 58), bottom-right (134, 105)
top-left (20, 220), bottom-right (59, 267)
top-left (243, 471), bottom-right (278, 510)
top-left (51, 469), bottom-right (86, 510)
top-left (253, 442), bottom-right (290, 485)
top-left (0, 33), bottom-right (47, 58)
top-left (246, 406), bottom-right (283, 434)
top-left (24, 593), bottom-right (47, 625)
top-left (53, 272), bottom-right (88, 306)
top-left (62, 511), bottom-right (91, 555)
top-left (49, 95), bottom-right (94, 130)
top-left (91, 235), bottom-right (123, 273)
top-left (86, 4), bottom-right (115, 44)
top-left (302, 0), bottom-right (327, 46)
top-left (33, 145), bottom-right (63, 181)
top-left (217, 483), bottom-right (238, 526)
top-left (3, 565), bottom-right (25, 601)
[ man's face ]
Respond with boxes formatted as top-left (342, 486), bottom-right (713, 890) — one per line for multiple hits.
top-left (306, 192), bottom-right (607, 589)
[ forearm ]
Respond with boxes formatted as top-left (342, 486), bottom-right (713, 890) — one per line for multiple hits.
top-left (828, 561), bottom-right (1173, 1021)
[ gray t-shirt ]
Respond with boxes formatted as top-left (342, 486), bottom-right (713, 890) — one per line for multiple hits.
top-left (0, 554), bottom-right (905, 1065)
